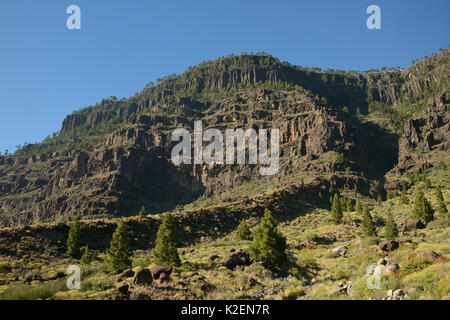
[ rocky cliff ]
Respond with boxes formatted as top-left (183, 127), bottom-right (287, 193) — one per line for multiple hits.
top-left (0, 48), bottom-right (448, 227)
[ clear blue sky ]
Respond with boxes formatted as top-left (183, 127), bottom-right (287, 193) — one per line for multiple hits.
top-left (0, 0), bottom-right (449, 153)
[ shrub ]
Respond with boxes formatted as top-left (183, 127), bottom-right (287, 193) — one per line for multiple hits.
top-left (249, 209), bottom-right (287, 270)
top-left (236, 219), bottom-right (252, 240)
top-left (402, 257), bottom-right (433, 275)
top-left (80, 246), bottom-right (92, 265)
top-left (0, 280), bottom-right (67, 300)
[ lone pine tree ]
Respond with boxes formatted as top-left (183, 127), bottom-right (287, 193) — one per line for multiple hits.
top-left (67, 216), bottom-right (82, 258)
top-left (153, 214), bottom-right (181, 266)
top-left (249, 208), bottom-right (287, 270)
top-left (412, 190), bottom-right (435, 223)
top-left (106, 219), bottom-right (132, 271)
top-left (436, 188), bottom-right (448, 214)
top-left (361, 206), bottom-right (377, 237)
top-left (331, 194), bottom-right (343, 224)
top-left (138, 205), bottom-right (147, 219)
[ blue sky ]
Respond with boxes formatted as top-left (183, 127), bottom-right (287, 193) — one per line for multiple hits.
top-left (0, 0), bottom-right (449, 153)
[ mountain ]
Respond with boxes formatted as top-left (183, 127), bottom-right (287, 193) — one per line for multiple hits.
top-left (0, 48), bottom-right (448, 227)
top-left (0, 47), bottom-right (449, 301)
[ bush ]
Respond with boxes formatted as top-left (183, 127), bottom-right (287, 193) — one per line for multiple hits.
top-left (276, 287), bottom-right (306, 300)
top-left (402, 257), bottom-right (433, 275)
top-left (236, 219), bottom-right (252, 240)
top-left (0, 280), bottom-right (67, 300)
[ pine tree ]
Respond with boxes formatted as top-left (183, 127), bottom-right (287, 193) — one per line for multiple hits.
top-left (138, 206), bottom-right (147, 219)
top-left (361, 206), bottom-right (377, 237)
top-left (106, 219), bottom-right (132, 271)
top-left (331, 194), bottom-right (343, 224)
top-left (249, 209), bottom-right (287, 270)
top-left (153, 214), bottom-right (181, 266)
top-left (377, 194), bottom-right (382, 205)
top-left (346, 198), bottom-right (354, 212)
top-left (236, 219), bottom-right (252, 240)
top-left (412, 190), bottom-right (434, 223)
top-left (436, 187), bottom-right (444, 202)
top-left (355, 197), bottom-right (362, 213)
top-left (436, 188), bottom-right (448, 214)
top-left (67, 216), bottom-right (82, 258)
top-left (401, 186), bottom-right (409, 204)
top-left (384, 212), bottom-right (398, 240)
top-left (80, 246), bottom-right (92, 265)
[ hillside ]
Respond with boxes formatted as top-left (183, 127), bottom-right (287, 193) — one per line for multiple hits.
top-left (0, 47), bottom-right (448, 301)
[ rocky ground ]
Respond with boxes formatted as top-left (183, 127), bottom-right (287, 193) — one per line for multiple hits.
top-left (0, 169), bottom-right (448, 300)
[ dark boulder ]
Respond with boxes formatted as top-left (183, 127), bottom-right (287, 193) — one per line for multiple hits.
top-left (132, 267), bottom-right (153, 286)
top-left (221, 250), bottom-right (251, 270)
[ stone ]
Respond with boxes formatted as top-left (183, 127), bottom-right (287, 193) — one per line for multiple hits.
top-left (221, 250), bottom-right (251, 270)
top-left (331, 246), bottom-right (348, 256)
top-left (24, 270), bottom-right (42, 283)
top-left (151, 265), bottom-right (173, 281)
top-left (415, 251), bottom-right (440, 260)
top-left (379, 240), bottom-right (399, 255)
top-left (117, 283), bottom-right (129, 295)
top-left (117, 269), bottom-right (134, 282)
top-left (132, 267), bottom-right (153, 286)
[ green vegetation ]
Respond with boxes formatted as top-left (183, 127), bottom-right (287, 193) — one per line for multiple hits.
top-left (153, 214), bottom-right (181, 266)
top-left (248, 209), bottom-right (287, 270)
top-left (331, 194), bottom-right (343, 224)
top-left (384, 211), bottom-right (398, 240)
top-left (361, 206), bottom-right (377, 237)
top-left (412, 190), bottom-right (435, 223)
top-left (66, 216), bottom-right (81, 258)
top-left (106, 219), bottom-right (132, 271)
top-left (138, 206), bottom-right (147, 219)
top-left (236, 219), bottom-right (252, 241)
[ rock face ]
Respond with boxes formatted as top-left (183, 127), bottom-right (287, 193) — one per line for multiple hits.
top-left (0, 49), bottom-right (448, 227)
top-left (221, 250), bottom-right (251, 270)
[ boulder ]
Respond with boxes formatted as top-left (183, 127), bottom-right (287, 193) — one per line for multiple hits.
top-left (117, 269), bottom-right (135, 282)
top-left (151, 265), bottom-right (173, 282)
top-left (400, 219), bottom-right (425, 232)
top-left (379, 240), bottom-right (399, 255)
top-left (24, 270), bottom-right (42, 283)
top-left (194, 279), bottom-right (216, 293)
top-left (415, 251), bottom-right (441, 260)
top-left (132, 267), bottom-right (153, 286)
top-left (331, 246), bottom-right (348, 256)
top-left (221, 250), bottom-right (251, 270)
top-left (117, 283), bottom-right (129, 296)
